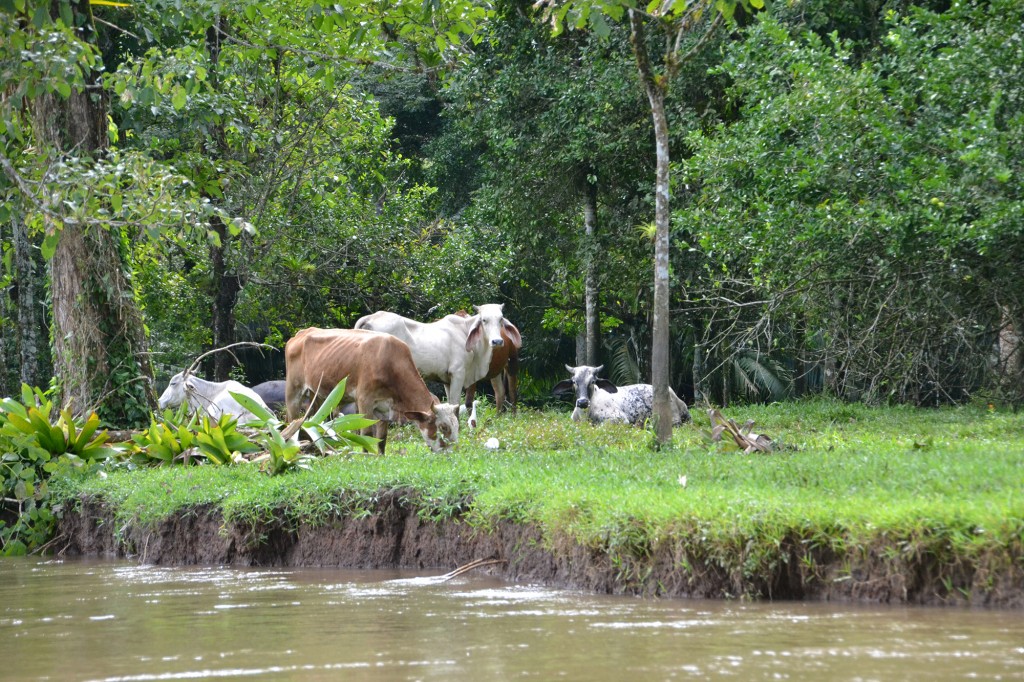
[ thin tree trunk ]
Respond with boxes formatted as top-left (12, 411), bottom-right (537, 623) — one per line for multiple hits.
top-left (13, 212), bottom-right (44, 388)
top-left (0, 221), bottom-right (10, 395)
top-left (630, 10), bottom-right (673, 444)
top-left (210, 215), bottom-right (242, 381)
top-left (999, 304), bottom-right (1022, 400)
top-left (583, 176), bottom-right (600, 366)
top-left (205, 18), bottom-right (243, 382)
top-left (31, 0), bottom-right (154, 423)
top-left (575, 333), bottom-right (587, 365)
top-left (692, 342), bottom-right (706, 404)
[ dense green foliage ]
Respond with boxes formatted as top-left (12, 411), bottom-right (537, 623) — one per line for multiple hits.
top-left (3, 0), bottom-right (1021, 406)
top-left (681, 1), bottom-right (1024, 405)
top-left (53, 401), bottom-right (1024, 599)
top-left (1, 0), bottom-right (1022, 579)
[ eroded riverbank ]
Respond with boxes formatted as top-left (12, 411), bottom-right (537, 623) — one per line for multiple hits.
top-left (55, 489), bottom-right (1024, 608)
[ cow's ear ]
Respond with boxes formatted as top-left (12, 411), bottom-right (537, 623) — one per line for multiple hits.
top-left (502, 320), bottom-right (522, 349)
top-left (404, 410), bottom-right (431, 424)
top-left (465, 320), bottom-right (483, 351)
top-left (552, 380), bottom-right (574, 396)
top-left (595, 378), bottom-right (618, 393)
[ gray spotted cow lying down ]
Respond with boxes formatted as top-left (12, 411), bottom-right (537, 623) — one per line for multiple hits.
top-left (552, 364), bottom-right (690, 426)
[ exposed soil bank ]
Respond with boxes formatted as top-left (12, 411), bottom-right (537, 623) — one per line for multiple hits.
top-left (56, 491), bottom-right (1023, 609)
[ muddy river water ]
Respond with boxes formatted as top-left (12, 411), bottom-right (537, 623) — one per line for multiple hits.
top-left (1, 557), bottom-right (1021, 681)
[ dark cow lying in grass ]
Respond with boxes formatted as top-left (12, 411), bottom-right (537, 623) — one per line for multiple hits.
top-left (250, 380), bottom-right (286, 412)
top-left (553, 364), bottom-right (691, 426)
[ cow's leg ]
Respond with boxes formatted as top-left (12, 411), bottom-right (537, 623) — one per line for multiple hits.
top-left (284, 378), bottom-right (306, 421)
top-left (357, 395), bottom-right (388, 455)
top-left (506, 353), bottom-right (519, 414)
top-left (447, 370), bottom-right (466, 409)
top-left (373, 419), bottom-right (388, 455)
top-left (463, 381), bottom-right (477, 411)
top-left (490, 376), bottom-right (506, 413)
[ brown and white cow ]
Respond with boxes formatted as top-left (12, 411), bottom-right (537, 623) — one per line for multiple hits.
top-left (284, 328), bottom-right (461, 454)
top-left (462, 318), bottom-right (521, 414)
top-left (354, 304), bottom-right (521, 414)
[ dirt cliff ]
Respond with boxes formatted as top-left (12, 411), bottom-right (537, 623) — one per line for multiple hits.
top-left (55, 491), bottom-right (1023, 608)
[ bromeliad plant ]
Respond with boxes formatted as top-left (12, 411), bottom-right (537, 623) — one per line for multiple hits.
top-left (0, 384), bottom-right (122, 555)
top-left (0, 385), bottom-right (122, 464)
top-left (130, 409), bottom-right (199, 466)
top-left (129, 408), bottom-right (261, 467)
top-left (194, 414), bottom-right (262, 465)
top-left (232, 378), bottom-right (379, 475)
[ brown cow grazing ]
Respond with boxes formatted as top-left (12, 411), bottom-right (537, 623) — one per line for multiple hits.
top-left (284, 328), bottom-right (461, 454)
top-left (463, 320), bottom-right (521, 414)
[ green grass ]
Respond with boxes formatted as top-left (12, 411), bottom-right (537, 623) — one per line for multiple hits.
top-left (53, 399), bottom-right (1024, 578)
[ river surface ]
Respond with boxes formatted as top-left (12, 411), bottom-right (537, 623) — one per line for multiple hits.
top-left (1, 557), bottom-right (1021, 681)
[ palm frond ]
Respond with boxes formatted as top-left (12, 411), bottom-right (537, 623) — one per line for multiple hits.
top-left (605, 335), bottom-right (642, 385)
top-left (731, 351), bottom-right (793, 402)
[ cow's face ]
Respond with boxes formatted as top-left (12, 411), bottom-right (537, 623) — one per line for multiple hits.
top-left (466, 303), bottom-right (507, 350)
top-left (158, 372), bottom-right (187, 409)
top-left (552, 365), bottom-right (617, 411)
top-left (408, 402), bottom-right (461, 452)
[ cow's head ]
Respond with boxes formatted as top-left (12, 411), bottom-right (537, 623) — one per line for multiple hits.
top-left (158, 371), bottom-right (188, 410)
top-left (552, 365), bottom-right (617, 411)
top-left (405, 402), bottom-right (461, 452)
top-left (466, 303), bottom-right (520, 351)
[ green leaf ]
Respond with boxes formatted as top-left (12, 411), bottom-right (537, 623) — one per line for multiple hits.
top-left (41, 231), bottom-right (59, 261)
top-left (310, 378), bottom-right (347, 423)
top-left (171, 85), bottom-right (187, 111)
top-left (325, 414), bottom-right (376, 432)
top-left (231, 392), bottom-right (276, 422)
top-left (343, 434), bottom-right (380, 453)
top-left (30, 3), bottom-right (47, 28)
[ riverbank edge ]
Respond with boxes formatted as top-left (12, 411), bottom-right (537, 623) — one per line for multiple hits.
top-left (54, 490), bottom-right (1023, 609)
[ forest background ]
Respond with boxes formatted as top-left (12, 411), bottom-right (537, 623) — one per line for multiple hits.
top-left (1, 0), bottom-right (1022, 428)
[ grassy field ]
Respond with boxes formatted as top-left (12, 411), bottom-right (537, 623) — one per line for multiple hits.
top-left (53, 399), bottom-right (1024, 588)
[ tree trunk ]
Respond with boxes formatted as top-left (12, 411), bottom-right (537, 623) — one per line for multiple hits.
top-left (0, 221), bottom-right (10, 395)
top-left (31, 0), bottom-right (154, 424)
top-left (998, 304), bottom-right (1022, 401)
top-left (13, 212), bottom-right (46, 388)
top-left (205, 18), bottom-right (243, 382)
top-left (692, 342), bottom-right (706, 405)
top-left (210, 216), bottom-right (242, 381)
top-left (575, 333), bottom-right (587, 365)
top-left (583, 176), bottom-right (600, 366)
top-left (630, 10), bottom-right (673, 445)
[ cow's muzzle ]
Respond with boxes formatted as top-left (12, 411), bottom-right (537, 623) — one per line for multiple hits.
top-left (575, 398), bottom-right (590, 409)
top-left (491, 338), bottom-right (505, 347)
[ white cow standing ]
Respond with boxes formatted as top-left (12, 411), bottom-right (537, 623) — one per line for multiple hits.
top-left (553, 364), bottom-right (691, 426)
top-left (354, 304), bottom-right (521, 413)
top-left (158, 372), bottom-right (270, 425)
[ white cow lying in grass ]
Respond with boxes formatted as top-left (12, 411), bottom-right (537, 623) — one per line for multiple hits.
top-left (552, 364), bottom-right (691, 426)
top-left (158, 372), bottom-right (270, 425)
